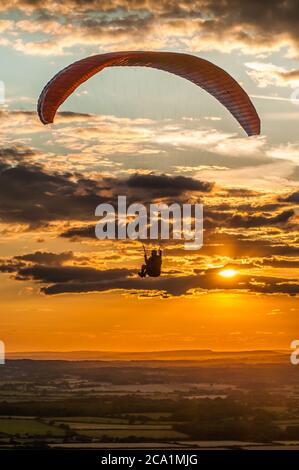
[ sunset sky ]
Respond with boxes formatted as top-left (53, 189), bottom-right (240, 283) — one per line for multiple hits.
top-left (0, 0), bottom-right (298, 352)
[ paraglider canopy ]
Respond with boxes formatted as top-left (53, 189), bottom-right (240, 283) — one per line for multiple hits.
top-left (37, 51), bottom-right (260, 136)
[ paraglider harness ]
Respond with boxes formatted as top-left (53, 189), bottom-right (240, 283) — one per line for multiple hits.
top-left (138, 245), bottom-right (162, 278)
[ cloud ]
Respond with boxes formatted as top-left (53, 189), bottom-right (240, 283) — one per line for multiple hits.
top-left (279, 190), bottom-right (299, 203)
top-left (47, 114), bottom-right (264, 159)
top-left (124, 173), bottom-right (214, 196)
top-left (0, 152), bottom-right (213, 227)
top-left (19, 262), bottom-right (299, 297)
top-left (197, 232), bottom-right (299, 259)
top-left (246, 62), bottom-right (299, 88)
top-left (60, 224), bottom-right (96, 240)
top-left (2, 110), bottom-right (297, 190)
top-left (2, 247), bottom-right (298, 296)
top-left (226, 209), bottom-right (295, 229)
top-left (223, 188), bottom-right (262, 198)
top-left (0, 19), bottom-right (13, 32)
top-left (266, 143), bottom-right (299, 164)
top-left (17, 265), bottom-right (130, 284)
top-left (197, 159), bottom-right (297, 189)
top-left (259, 258), bottom-right (299, 268)
top-left (203, 207), bottom-right (296, 230)
top-left (0, 159), bottom-right (105, 226)
top-left (2, 110), bottom-right (264, 166)
top-left (15, 251), bottom-right (74, 266)
top-left (3, 1), bottom-right (299, 56)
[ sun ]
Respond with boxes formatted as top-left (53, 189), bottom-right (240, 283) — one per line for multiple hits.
top-left (218, 268), bottom-right (238, 278)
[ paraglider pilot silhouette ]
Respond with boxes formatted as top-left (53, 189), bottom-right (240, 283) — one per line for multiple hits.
top-left (138, 246), bottom-right (162, 278)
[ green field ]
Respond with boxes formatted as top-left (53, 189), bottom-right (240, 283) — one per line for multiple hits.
top-left (51, 417), bottom-right (185, 440)
top-left (0, 418), bottom-right (65, 437)
top-left (52, 416), bottom-right (128, 424)
top-left (78, 429), bottom-right (187, 439)
top-left (0, 415), bottom-right (186, 443)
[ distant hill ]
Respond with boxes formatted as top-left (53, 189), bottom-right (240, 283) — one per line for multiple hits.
top-left (6, 349), bottom-right (289, 364)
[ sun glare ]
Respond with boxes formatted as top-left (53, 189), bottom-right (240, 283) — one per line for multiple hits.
top-left (218, 268), bottom-right (237, 278)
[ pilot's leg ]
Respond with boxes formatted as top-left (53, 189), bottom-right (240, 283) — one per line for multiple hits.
top-left (138, 264), bottom-right (147, 278)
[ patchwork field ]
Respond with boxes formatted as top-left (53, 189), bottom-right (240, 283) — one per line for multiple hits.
top-left (0, 356), bottom-right (298, 449)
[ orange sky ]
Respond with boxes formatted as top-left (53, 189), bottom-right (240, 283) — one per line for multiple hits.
top-left (0, 0), bottom-right (298, 353)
